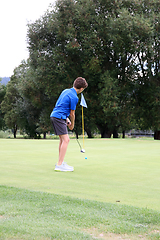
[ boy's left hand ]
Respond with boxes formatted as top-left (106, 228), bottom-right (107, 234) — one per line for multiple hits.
top-left (66, 118), bottom-right (71, 126)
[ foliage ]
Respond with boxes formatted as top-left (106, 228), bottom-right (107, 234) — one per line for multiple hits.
top-left (132, 6), bottom-right (160, 135)
top-left (0, 77), bottom-right (10, 86)
top-left (26, 0), bottom-right (160, 138)
top-left (0, 84), bottom-right (6, 130)
top-left (1, 74), bottom-right (20, 137)
top-left (2, 0), bottom-right (160, 138)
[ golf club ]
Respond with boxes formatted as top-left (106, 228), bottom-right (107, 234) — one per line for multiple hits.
top-left (67, 121), bottom-right (85, 153)
top-left (76, 137), bottom-right (85, 153)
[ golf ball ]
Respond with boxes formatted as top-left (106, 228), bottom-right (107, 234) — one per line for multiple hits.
top-left (85, 157), bottom-right (87, 159)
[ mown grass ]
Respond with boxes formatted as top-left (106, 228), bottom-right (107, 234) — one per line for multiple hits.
top-left (0, 138), bottom-right (160, 210)
top-left (0, 138), bottom-right (160, 239)
top-left (0, 186), bottom-right (160, 240)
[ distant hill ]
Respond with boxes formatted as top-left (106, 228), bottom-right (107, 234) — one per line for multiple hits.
top-left (0, 77), bottom-right (10, 85)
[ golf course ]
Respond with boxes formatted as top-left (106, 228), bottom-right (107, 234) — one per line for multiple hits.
top-left (0, 137), bottom-right (160, 239)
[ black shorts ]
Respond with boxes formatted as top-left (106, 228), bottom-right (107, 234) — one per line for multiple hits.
top-left (50, 117), bottom-right (68, 135)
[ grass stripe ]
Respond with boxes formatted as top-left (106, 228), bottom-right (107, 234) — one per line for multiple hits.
top-left (0, 138), bottom-right (160, 211)
top-left (0, 185), bottom-right (160, 240)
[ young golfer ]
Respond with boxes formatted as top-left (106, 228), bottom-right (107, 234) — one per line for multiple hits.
top-left (50, 77), bottom-right (88, 172)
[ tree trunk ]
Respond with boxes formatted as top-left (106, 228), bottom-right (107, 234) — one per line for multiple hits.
top-left (13, 125), bottom-right (18, 138)
top-left (85, 128), bottom-right (93, 138)
top-left (154, 130), bottom-right (160, 140)
top-left (97, 124), bottom-right (112, 138)
top-left (113, 129), bottom-right (118, 138)
top-left (43, 132), bottom-right (46, 139)
top-left (101, 130), bottom-right (112, 138)
top-left (122, 130), bottom-right (125, 138)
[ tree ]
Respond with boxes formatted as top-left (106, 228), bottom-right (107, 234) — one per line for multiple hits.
top-left (1, 60), bottom-right (40, 139)
top-left (1, 75), bottom-right (20, 138)
top-left (0, 83), bottom-right (6, 130)
top-left (14, 60), bottom-right (49, 138)
top-left (25, 0), bottom-right (160, 138)
top-left (131, 1), bottom-right (160, 139)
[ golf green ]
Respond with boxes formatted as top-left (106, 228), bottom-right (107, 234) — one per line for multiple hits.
top-left (0, 138), bottom-right (160, 211)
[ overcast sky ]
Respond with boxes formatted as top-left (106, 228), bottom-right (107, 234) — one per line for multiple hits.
top-left (0, 0), bottom-right (56, 77)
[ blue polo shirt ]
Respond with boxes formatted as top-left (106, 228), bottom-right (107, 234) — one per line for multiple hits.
top-left (50, 88), bottom-right (79, 119)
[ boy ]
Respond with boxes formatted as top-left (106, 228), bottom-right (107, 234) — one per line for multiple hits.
top-left (50, 77), bottom-right (88, 172)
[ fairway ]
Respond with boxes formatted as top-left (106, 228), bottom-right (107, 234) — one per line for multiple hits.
top-left (0, 138), bottom-right (160, 211)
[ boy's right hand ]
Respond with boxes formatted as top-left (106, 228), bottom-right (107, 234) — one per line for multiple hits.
top-left (66, 118), bottom-right (74, 130)
top-left (68, 125), bottom-right (74, 130)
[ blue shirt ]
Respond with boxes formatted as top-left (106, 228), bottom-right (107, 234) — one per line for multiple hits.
top-left (50, 88), bottom-right (79, 119)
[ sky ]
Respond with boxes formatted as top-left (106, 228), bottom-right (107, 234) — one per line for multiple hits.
top-left (0, 0), bottom-right (56, 77)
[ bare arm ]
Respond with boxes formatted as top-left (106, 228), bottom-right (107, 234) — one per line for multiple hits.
top-left (68, 110), bottom-right (75, 130)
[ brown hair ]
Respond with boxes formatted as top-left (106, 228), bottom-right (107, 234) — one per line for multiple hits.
top-left (73, 77), bottom-right (88, 89)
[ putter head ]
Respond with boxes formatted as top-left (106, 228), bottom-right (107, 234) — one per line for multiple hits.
top-left (81, 149), bottom-right (85, 153)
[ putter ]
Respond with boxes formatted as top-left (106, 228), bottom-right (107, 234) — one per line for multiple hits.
top-left (67, 121), bottom-right (85, 153)
top-left (76, 137), bottom-right (85, 153)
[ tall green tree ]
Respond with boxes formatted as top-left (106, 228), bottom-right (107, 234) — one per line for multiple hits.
top-left (1, 60), bottom-right (40, 138)
top-left (1, 75), bottom-right (20, 138)
top-left (26, 0), bottom-right (160, 138)
top-left (131, 1), bottom-right (160, 139)
top-left (0, 83), bottom-right (6, 130)
top-left (13, 60), bottom-right (48, 138)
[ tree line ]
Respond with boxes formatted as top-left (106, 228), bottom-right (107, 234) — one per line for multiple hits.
top-left (0, 0), bottom-right (160, 139)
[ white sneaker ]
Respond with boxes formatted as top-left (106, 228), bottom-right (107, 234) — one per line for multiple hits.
top-left (55, 162), bottom-right (74, 172)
